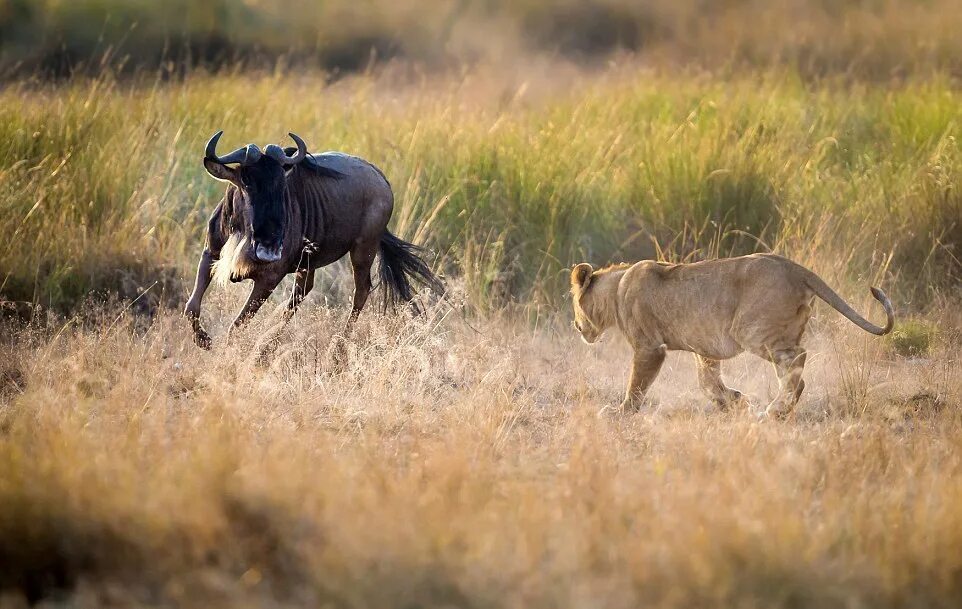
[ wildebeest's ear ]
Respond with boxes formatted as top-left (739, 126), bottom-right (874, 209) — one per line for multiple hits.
top-left (204, 158), bottom-right (239, 183)
top-left (571, 263), bottom-right (593, 290)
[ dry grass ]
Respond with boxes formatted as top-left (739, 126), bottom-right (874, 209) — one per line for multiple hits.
top-left (1, 282), bottom-right (960, 607)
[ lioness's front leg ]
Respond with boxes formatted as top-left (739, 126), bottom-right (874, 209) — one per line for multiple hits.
top-left (621, 344), bottom-right (668, 412)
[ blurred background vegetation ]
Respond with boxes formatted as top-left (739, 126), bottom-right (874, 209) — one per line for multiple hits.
top-left (2, 0), bottom-right (962, 80)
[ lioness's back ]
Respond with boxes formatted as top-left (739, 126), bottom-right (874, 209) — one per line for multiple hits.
top-left (617, 254), bottom-right (806, 357)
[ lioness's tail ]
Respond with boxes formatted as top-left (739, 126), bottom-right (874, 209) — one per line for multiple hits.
top-left (798, 267), bottom-right (894, 335)
top-left (378, 230), bottom-right (444, 312)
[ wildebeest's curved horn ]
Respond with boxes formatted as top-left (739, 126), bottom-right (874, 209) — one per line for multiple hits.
top-left (286, 132), bottom-right (308, 164)
top-left (205, 130), bottom-right (263, 165)
top-left (265, 132), bottom-right (309, 166)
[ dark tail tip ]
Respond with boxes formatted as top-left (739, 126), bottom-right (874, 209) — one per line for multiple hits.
top-left (378, 231), bottom-right (444, 313)
top-left (870, 286), bottom-right (896, 335)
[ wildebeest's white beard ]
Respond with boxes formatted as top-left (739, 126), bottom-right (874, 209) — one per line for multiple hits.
top-left (212, 233), bottom-right (256, 285)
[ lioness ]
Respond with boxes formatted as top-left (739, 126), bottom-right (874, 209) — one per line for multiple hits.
top-left (569, 254), bottom-right (894, 417)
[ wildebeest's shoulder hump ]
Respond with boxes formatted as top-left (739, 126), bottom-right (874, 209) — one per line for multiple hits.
top-left (310, 151), bottom-right (391, 187)
top-left (283, 148), bottom-right (366, 179)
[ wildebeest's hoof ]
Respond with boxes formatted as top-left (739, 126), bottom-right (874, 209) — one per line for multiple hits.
top-left (253, 341), bottom-right (279, 368)
top-left (193, 328), bottom-right (212, 350)
top-left (328, 336), bottom-right (349, 373)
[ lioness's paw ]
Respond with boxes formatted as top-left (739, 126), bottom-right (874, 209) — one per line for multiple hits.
top-left (758, 401), bottom-right (794, 421)
top-left (596, 404), bottom-right (620, 418)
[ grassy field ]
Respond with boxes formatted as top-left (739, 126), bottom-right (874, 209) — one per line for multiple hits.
top-left (1, 66), bottom-right (960, 313)
top-left (2, 3), bottom-right (962, 605)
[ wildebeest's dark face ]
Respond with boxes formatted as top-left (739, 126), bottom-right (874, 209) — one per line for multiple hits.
top-left (233, 158), bottom-right (288, 262)
top-left (203, 131), bottom-right (309, 263)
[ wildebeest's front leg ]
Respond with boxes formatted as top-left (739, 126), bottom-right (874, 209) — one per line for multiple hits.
top-left (229, 274), bottom-right (285, 339)
top-left (253, 269), bottom-right (315, 365)
top-left (184, 249), bottom-right (217, 349)
top-left (289, 268), bottom-right (316, 312)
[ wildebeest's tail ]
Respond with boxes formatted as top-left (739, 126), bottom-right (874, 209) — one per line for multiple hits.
top-left (378, 231), bottom-right (444, 311)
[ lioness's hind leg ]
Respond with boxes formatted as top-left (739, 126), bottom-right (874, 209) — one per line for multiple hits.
top-left (694, 355), bottom-right (742, 409)
top-left (762, 347), bottom-right (807, 419)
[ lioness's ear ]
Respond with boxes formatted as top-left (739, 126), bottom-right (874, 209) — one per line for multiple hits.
top-left (571, 263), bottom-right (593, 290)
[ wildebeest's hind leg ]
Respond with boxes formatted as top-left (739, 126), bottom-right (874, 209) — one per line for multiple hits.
top-left (329, 241), bottom-right (377, 372)
top-left (184, 249), bottom-right (216, 349)
top-left (348, 241), bottom-right (378, 325)
top-left (253, 269), bottom-right (315, 366)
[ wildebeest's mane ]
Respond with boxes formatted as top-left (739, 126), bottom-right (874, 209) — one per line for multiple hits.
top-left (218, 187), bottom-right (243, 242)
top-left (283, 146), bottom-right (346, 180)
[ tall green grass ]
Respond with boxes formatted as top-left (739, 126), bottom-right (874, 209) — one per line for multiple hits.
top-left (0, 69), bottom-right (959, 313)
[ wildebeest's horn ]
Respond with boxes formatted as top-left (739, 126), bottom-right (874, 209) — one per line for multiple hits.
top-left (265, 133), bottom-right (308, 166)
top-left (264, 133), bottom-right (307, 167)
top-left (205, 130), bottom-right (263, 165)
top-left (286, 133), bottom-right (308, 164)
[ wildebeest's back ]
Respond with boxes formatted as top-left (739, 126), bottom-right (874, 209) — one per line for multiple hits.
top-left (291, 152), bottom-right (394, 268)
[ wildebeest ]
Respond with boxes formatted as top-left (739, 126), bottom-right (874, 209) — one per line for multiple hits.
top-left (184, 131), bottom-right (442, 352)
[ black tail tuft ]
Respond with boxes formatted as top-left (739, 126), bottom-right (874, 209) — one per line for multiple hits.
top-left (378, 231), bottom-right (444, 312)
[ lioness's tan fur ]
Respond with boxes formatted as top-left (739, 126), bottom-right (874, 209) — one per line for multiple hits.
top-left (570, 253), bottom-right (895, 417)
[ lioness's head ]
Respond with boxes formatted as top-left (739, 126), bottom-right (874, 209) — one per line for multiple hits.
top-left (570, 262), bottom-right (613, 344)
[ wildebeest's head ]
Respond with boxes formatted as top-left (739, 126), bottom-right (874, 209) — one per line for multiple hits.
top-left (203, 131), bottom-right (309, 263)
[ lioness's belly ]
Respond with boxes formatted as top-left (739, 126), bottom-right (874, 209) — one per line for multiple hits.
top-left (661, 331), bottom-right (742, 360)
top-left (631, 294), bottom-right (743, 359)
